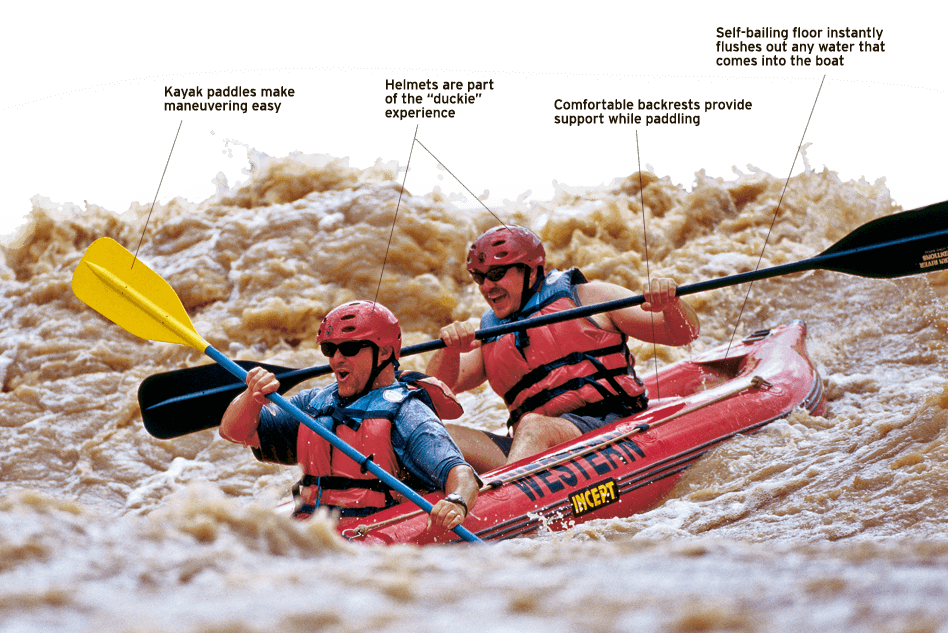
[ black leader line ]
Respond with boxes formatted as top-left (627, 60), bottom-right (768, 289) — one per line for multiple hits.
top-left (132, 120), bottom-right (183, 269)
top-left (636, 131), bottom-right (661, 400)
top-left (373, 125), bottom-right (418, 306)
top-left (725, 75), bottom-right (826, 357)
top-left (413, 138), bottom-right (508, 228)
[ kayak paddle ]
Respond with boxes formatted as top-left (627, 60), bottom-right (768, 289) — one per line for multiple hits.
top-left (139, 198), bottom-right (948, 440)
top-left (72, 237), bottom-right (483, 544)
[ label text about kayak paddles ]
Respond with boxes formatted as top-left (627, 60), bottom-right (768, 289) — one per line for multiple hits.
top-left (163, 86), bottom-right (295, 114)
top-left (384, 78), bottom-right (495, 121)
top-left (714, 26), bottom-right (886, 68)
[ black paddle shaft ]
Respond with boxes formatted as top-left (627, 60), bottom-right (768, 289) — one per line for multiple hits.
top-left (139, 199), bottom-right (948, 439)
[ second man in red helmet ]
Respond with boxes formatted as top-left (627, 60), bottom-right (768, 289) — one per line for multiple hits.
top-left (427, 225), bottom-right (700, 472)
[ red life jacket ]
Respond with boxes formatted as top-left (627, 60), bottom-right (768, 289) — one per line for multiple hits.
top-left (294, 374), bottom-right (462, 517)
top-left (480, 269), bottom-right (646, 427)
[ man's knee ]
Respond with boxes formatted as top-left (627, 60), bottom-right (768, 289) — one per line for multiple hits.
top-left (513, 413), bottom-right (580, 447)
top-left (513, 413), bottom-right (547, 439)
top-left (517, 412), bottom-right (544, 427)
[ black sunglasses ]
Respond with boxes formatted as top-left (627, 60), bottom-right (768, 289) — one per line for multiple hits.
top-left (320, 340), bottom-right (375, 358)
top-left (471, 264), bottom-right (518, 285)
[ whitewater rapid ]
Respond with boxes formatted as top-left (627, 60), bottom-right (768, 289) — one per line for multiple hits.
top-left (1, 152), bottom-right (947, 632)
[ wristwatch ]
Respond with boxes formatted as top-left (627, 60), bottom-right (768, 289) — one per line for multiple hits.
top-left (443, 493), bottom-right (468, 516)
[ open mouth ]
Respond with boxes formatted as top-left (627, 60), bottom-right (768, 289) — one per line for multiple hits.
top-left (487, 291), bottom-right (507, 306)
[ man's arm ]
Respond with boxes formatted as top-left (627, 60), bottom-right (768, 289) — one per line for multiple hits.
top-left (219, 366), bottom-right (280, 448)
top-left (577, 278), bottom-right (700, 346)
top-left (393, 398), bottom-right (482, 530)
top-left (427, 464), bottom-right (481, 531)
top-left (426, 320), bottom-right (488, 393)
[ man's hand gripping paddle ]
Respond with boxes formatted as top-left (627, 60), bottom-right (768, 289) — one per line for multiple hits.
top-left (71, 238), bottom-right (483, 544)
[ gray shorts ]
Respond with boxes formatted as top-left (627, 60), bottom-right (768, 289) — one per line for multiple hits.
top-left (488, 394), bottom-right (648, 455)
top-left (560, 410), bottom-right (629, 434)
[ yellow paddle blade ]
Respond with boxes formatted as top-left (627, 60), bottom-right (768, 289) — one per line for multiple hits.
top-left (71, 238), bottom-right (208, 352)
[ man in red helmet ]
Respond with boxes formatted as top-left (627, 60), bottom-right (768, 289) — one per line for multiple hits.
top-left (221, 300), bottom-right (480, 531)
top-left (427, 225), bottom-right (700, 472)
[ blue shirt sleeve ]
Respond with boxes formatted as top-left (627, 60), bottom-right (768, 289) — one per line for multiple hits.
top-left (390, 397), bottom-right (470, 492)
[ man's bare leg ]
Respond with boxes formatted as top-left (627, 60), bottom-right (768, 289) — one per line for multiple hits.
top-left (505, 413), bottom-right (582, 465)
top-left (446, 424), bottom-right (508, 474)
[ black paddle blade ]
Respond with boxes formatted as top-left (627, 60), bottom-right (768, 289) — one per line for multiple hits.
top-left (138, 360), bottom-right (293, 439)
top-left (816, 200), bottom-right (948, 278)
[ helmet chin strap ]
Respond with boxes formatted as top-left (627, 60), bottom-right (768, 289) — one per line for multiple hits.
top-left (350, 345), bottom-right (398, 401)
top-left (507, 266), bottom-right (546, 357)
top-left (518, 265), bottom-right (545, 313)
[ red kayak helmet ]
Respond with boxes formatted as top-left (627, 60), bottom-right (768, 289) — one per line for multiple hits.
top-left (317, 300), bottom-right (402, 360)
top-left (466, 225), bottom-right (545, 274)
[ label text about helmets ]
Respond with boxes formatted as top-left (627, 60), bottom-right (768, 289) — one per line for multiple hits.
top-left (384, 79), bottom-right (495, 121)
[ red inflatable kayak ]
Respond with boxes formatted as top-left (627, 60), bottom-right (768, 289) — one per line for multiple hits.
top-left (313, 320), bottom-right (825, 545)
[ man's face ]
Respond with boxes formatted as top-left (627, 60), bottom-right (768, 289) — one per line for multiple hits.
top-left (473, 264), bottom-right (530, 319)
top-left (325, 341), bottom-right (378, 398)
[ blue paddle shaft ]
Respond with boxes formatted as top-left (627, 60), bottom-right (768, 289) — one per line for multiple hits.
top-left (203, 346), bottom-right (482, 544)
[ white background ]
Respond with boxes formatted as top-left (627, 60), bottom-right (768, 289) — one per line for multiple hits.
top-left (2, 1), bottom-right (943, 239)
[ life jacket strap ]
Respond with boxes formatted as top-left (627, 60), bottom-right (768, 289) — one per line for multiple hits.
top-left (506, 350), bottom-right (646, 427)
top-left (298, 474), bottom-right (390, 492)
top-left (501, 343), bottom-right (632, 405)
top-left (292, 474), bottom-right (396, 519)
